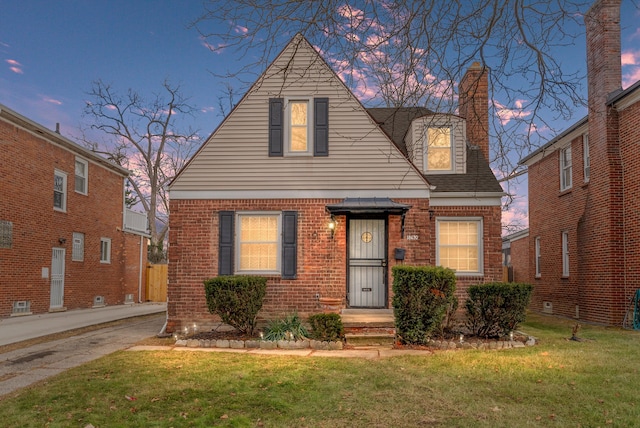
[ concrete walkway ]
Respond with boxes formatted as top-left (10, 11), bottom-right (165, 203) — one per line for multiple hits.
top-left (0, 303), bottom-right (167, 347)
top-left (127, 344), bottom-right (432, 359)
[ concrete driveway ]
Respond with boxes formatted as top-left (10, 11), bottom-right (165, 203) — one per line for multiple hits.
top-left (0, 313), bottom-right (165, 397)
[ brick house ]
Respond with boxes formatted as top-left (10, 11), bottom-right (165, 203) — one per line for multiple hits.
top-left (167, 34), bottom-right (504, 333)
top-left (520, 0), bottom-right (640, 325)
top-left (502, 229), bottom-right (529, 283)
top-left (0, 104), bottom-right (150, 317)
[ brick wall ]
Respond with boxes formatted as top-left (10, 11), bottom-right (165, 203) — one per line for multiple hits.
top-left (526, 0), bottom-right (632, 325)
top-left (509, 236), bottom-right (529, 283)
top-left (0, 117), bottom-right (144, 317)
top-left (167, 198), bottom-right (502, 333)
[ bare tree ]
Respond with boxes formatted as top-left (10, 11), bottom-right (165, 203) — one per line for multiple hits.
top-left (82, 80), bottom-right (201, 262)
top-left (193, 0), bottom-right (601, 202)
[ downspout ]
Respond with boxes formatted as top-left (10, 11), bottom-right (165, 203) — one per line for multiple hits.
top-left (138, 235), bottom-right (144, 303)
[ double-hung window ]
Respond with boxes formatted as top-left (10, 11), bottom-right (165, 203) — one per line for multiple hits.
top-left (436, 218), bottom-right (482, 275)
top-left (560, 146), bottom-right (572, 191)
top-left (218, 210), bottom-right (298, 278)
top-left (75, 157), bottom-right (88, 194)
top-left (425, 127), bottom-right (453, 171)
top-left (535, 236), bottom-right (541, 277)
top-left (100, 238), bottom-right (111, 264)
top-left (269, 98), bottom-right (328, 157)
top-left (237, 213), bottom-right (281, 273)
top-left (54, 170), bottom-right (67, 212)
top-left (561, 231), bottom-right (570, 277)
top-left (583, 134), bottom-right (590, 182)
top-left (289, 101), bottom-right (310, 153)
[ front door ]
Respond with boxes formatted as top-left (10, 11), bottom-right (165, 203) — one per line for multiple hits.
top-left (348, 219), bottom-right (386, 308)
top-left (50, 248), bottom-right (65, 309)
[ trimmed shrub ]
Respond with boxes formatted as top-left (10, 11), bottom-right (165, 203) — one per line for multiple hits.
top-left (465, 282), bottom-right (534, 338)
top-left (263, 313), bottom-right (309, 341)
top-left (203, 275), bottom-right (267, 335)
top-left (392, 265), bottom-right (456, 345)
top-left (308, 313), bottom-right (344, 341)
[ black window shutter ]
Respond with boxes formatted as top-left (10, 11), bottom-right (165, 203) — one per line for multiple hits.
top-left (281, 211), bottom-right (298, 279)
top-left (218, 211), bottom-right (234, 275)
top-left (269, 98), bottom-right (284, 156)
top-left (314, 98), bottom-right (329, 156)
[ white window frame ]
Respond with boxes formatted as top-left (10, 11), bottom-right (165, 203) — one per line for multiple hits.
top-left (561, 231), bottom-right (570, 277)
top-left (54, 169), bottom-right (67, 212)
top-left (424, 126), bottom-right (454, 173)
top-left (435, 217), bottom-right (483, 276)
top-left (535, 236), bottom-right (541, 278)
top-left (583, 134), bottom-right (590, 182)
top-left (75, 157), bottom-right (88, 195)
top-left (560, 145), bottom-right (572, 191)
top-left (72, 232), bottom-right (84, 262)
top-left (235, 212), bottom-right (282, 274)
top-left (100, 238), bottom-right (111, 264)
top-left (285, 98), bottom-right (313, 156)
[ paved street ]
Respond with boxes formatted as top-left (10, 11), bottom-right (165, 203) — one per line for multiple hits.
top-left (0, 313), bottom-right (165, 397)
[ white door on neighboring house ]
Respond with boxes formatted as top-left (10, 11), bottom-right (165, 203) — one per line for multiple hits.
top-left (348, 219), bottom-right (387, 308)
top-left (50, 248), bottom-right (65, 309)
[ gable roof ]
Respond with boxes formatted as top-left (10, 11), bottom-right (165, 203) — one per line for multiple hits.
top-left (0, 103), bottom-right (129, 177)
top-left (367, 107), bottom-right (433, 156)
top-left (170, 34), bottom-right (430, 199)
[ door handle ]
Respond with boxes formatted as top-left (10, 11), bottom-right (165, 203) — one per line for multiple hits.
top-left (381, 260), bottom-right (387, 267)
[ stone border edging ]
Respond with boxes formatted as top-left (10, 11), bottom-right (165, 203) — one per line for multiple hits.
top-left (175, 338), bottom-right (344, 350)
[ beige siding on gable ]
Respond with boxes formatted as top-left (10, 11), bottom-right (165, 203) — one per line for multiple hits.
top-left (410, 114), bottom-right (466, 175)
top-left (171, 37), bottom-right (427, 196)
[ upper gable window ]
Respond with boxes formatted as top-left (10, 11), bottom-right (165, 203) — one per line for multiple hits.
top-left (560, 146), bottom-right (572, 191)
top-left (289, 101), bottom-right (309, 153)
top-left (425, 127), bottom-right (453, 172)
top-left (75, 157), bottom-right (88, 194)
top-left (269, 98), bottom-right (328, 157)
top-left (54, 169), bottom-right (67, 212)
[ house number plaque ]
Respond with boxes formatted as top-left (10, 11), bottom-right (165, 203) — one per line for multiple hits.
top-left (406, 235), bottom-right (419, 241)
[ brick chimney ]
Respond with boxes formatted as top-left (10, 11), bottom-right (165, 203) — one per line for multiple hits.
top-left (585, 0), bottom-right (621, 118)
top-left (459, 62), bottom-right (489, 161)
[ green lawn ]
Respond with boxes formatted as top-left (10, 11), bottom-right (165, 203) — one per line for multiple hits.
top-left (1, 313), bottom-right (639, 427)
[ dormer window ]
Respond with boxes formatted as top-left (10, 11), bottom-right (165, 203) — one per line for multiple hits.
top-left (425, 127), bottom-right (453, 171)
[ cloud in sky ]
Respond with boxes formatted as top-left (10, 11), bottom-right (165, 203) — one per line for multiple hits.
top-left (42, 96), bottom-right (62, 105)
top-left (621, 48), bottom-right (640, 88)
top-left (493, 99), bottom-right (532, 126)
top-left (6, 59), bottom-right (23, 74)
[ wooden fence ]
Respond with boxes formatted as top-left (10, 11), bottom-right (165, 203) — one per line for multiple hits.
top-left (146, 263), bottom-right (167, 302)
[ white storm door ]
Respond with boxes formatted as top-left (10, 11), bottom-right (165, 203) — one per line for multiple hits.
top-left (50, 248), bottom-right (65, 309)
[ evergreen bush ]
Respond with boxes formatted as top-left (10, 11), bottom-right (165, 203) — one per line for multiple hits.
top-left (203, 275), bottom-right (267, 335)
top-left (392, 265), bottom-right (456, 345)
top-left (308, 313), bottom-right (344, 341)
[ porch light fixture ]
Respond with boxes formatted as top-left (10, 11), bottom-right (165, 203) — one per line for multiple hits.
top-left (58, 237), bottom-right (66, 244)
top-left (328, 215), bottom-right (337, 238)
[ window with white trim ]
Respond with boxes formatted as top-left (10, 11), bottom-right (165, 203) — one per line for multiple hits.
top-left (54, 170), bottom-right (67, 211)
top-left (75, 157), bottom-right (88, 194)
top-left (583, 134), bottom-right (590, 182)
top-left (287, 100), bottom-right (311, 154)
top-left (535, 236), bottom-right (541, 277)
top-left (72, 232), bottom-right (84, 261)
top-left (436, 218), bottom-right (482, 275)
top-left (560, 146), bottom-right (572, 191)
top-left (425, 127), bottom-right (453, 171)
top-left (562, 231), bottom-right (569, 277)
top-left (100, 238), bottom-right (111, 264)
top-left (236, 213), bottom-right (281, 273)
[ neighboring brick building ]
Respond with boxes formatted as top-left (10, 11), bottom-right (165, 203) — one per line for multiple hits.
top-left (502, 229), bottom-right (529, 283)
top-left (0, 104), bottom-right (150, 318)
top-left (167, 34), bottom-right (504, 333)
top-left (520, 0), bottom-right (640, 325)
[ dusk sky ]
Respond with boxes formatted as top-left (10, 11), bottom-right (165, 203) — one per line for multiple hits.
top-left (2, 1), bottom-right (640, 231)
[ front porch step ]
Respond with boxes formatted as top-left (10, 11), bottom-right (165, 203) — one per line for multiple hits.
top-left (345, 332), bottom-right (396, 346)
